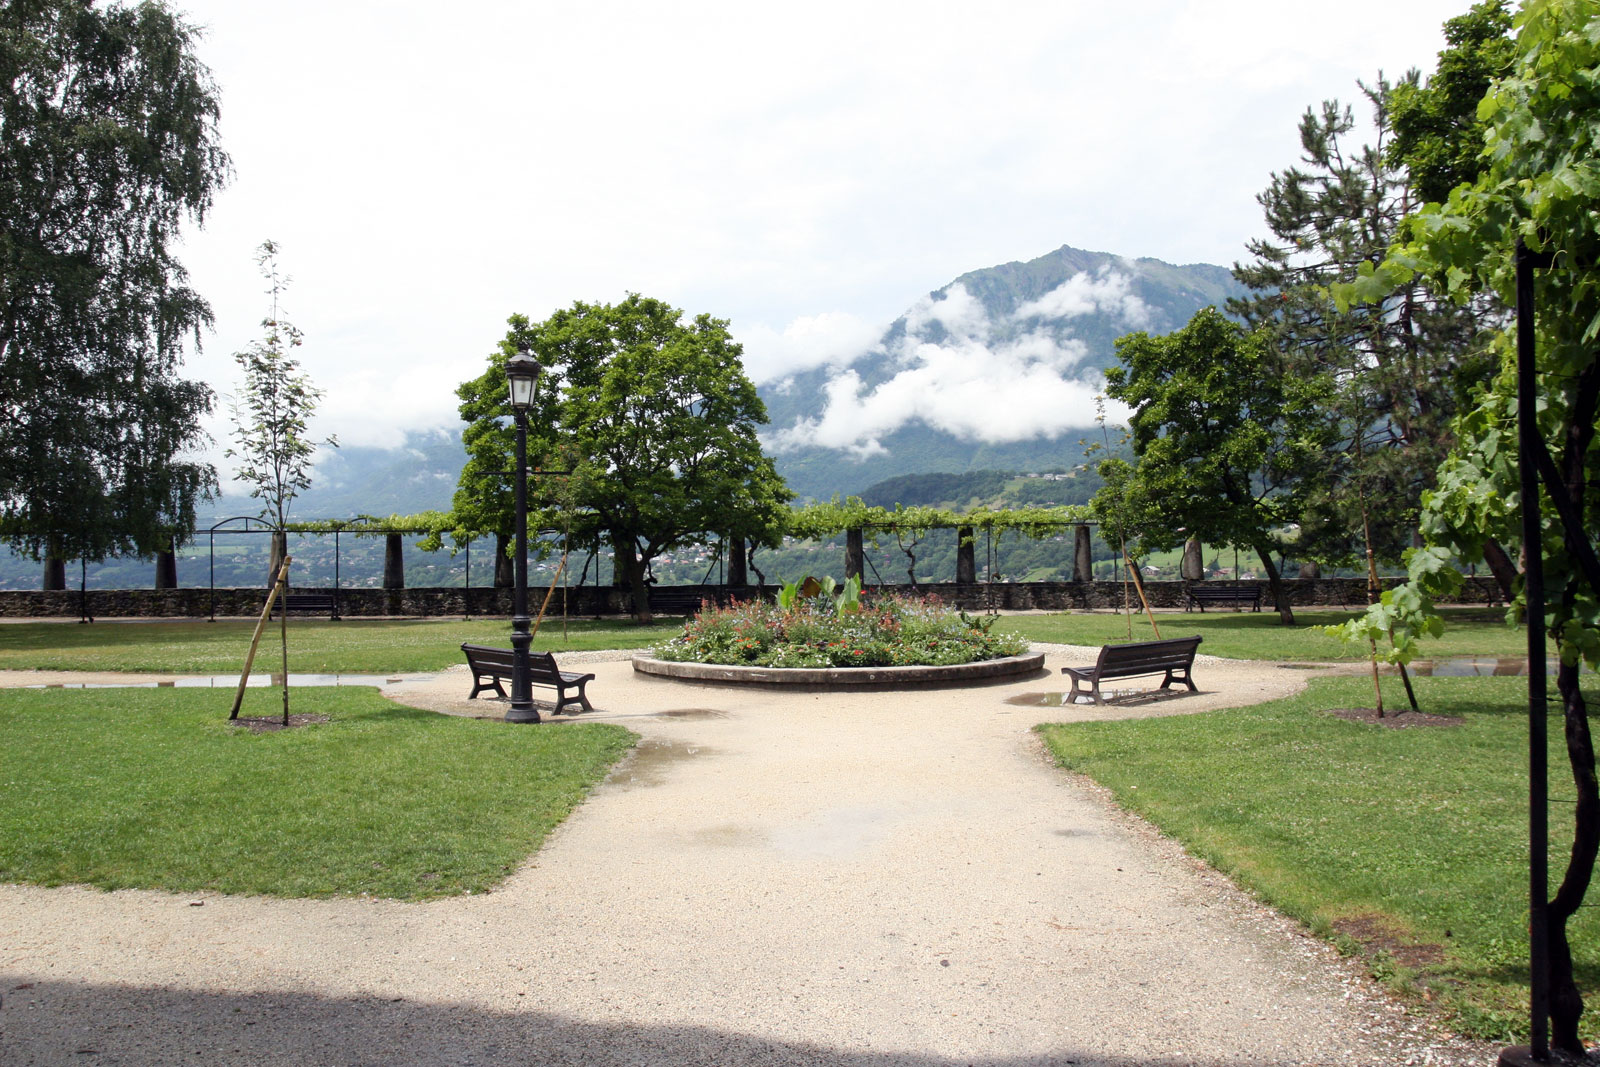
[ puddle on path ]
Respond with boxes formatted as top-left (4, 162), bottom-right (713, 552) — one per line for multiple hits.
top-left (691, 823), bottom-right (766, 848)
top-left (612, 737), bottom-right (712, 791)
top-left (27, 673), bottom-right (432, 689)
top-left (1053, 828), bottom-right (1099, 839)
top-left (652, 708), bottom-right (730, 720)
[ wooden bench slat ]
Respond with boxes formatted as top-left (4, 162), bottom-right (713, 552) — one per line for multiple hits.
top-left (460, 643), bottom-right (595, 715)
top-left (1061, 635), bottom-right (1202, 705)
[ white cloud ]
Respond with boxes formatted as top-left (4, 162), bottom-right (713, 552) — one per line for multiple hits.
top-left (769, 283), bottom-right (1130, 455)
top-left (1015, 268), bottom-right (1151, 328)
top-left (735, 311), bottom-right (882, 384)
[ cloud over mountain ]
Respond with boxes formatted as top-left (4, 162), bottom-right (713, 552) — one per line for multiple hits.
top-left (770, 270), bottom-right (1148, 457)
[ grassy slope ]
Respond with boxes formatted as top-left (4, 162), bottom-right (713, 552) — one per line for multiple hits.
top-left (0, 686), bottom-right (634, 900)
top-left (1039, 674), bottom-right (1597, 1042)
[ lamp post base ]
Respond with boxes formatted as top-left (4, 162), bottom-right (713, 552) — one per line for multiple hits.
top-left (505, 706), bottom-right (542, 724)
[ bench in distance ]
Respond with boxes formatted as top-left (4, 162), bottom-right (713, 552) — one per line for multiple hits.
top-left (459, 644), bottom-right (596, 716)
top-left (1184, 583), bottom-right (1262, 613)
top-left (269, 592), bottom-right (340, 620)
top-left (1061, 635), bottom-right (1203, 706)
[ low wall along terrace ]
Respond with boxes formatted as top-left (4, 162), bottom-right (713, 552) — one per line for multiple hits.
top-left (0, 577), bottom-right (1505, 619)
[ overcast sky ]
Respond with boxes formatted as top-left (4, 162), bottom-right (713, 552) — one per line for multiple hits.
top-left (168, 0), bottom-right (1472, 469)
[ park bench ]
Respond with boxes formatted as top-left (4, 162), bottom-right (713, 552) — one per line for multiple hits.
top-left (459, 644), bottom-right (596, 715)
top-left (640, 588), bottom-right (720, 617)
top-left (269, 592), bottom-right (340, 620)
top-left (1184, 582), bottom-right (1263, 613)
top-left (1060, 635), bottom-right (1203, 706)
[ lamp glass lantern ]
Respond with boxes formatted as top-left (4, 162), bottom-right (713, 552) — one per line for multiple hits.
top-left (506, 347), bottom-right (541, 409)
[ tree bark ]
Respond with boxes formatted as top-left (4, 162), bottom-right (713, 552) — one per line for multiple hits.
top-left (1481, 537), bottom-right (1518, 602)
top-left (267, 532), bottom-right (287, 589)
top-left (42, 555), bottom-right (65, 590)
top-left (494, 532), bottom-right (513, 590)
top-left (1255, 543), bottom-right (1295, 625)
top-left (1549, 658), bottom-right (1599, 1054)
top-left (615, 535), bottom-right (652, 622)
top-left (726, 535), bottom-right (747, 587)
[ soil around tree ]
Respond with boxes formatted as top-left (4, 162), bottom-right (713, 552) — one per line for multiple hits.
top-left (230, 713), bottom-right (330, 733)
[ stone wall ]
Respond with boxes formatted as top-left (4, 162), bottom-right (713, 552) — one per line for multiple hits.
top-left (0, 576), bottom-right (1505, 619)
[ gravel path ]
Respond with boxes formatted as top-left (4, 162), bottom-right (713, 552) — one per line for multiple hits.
top-left (0, 647), bottom-right (1498, 1066)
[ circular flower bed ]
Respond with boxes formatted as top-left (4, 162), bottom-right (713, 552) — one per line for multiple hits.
top-left (648, 591), bottom-right (1029, 669)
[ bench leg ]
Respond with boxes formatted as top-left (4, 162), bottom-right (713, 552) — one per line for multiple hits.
top-left (1067, 674), bottom-right (1085, 705)
top-left (467, 676), bottom-right (507, 700)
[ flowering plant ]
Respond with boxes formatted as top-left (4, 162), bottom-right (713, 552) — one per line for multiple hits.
top-left (650, 590), bottom-right (1027, 668)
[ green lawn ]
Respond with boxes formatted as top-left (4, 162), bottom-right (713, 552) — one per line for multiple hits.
top-left (1038, 673), bottom-right (1597, 1042)
top-left (1002, 605), bottom-right (1530, 661)
top-left (0, 617), bottom-right (681, 674)
top-left (0, 686), bottom-right (634, 899)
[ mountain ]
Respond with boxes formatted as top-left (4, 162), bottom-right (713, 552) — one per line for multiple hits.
top-left (759, 243), bottom-right (1247, 501)
top-left (203, 428), bottom-right (466, 524)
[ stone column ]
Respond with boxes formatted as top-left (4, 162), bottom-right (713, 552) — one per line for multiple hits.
top-left (155, 535), bottom-right (178, 589)
top-left (845, 528), bottom-right (864, 580)
top-left (1298, 561), bottom-right (1321, 579)
top-left (1073, 525), bottom-right (1093, 583)
top-left (955, 526), bottom-right (976, 584)
top-left (383, 533), bottom-right (405, 589)
top-left (1181, 537), bottom-right (1204, 580)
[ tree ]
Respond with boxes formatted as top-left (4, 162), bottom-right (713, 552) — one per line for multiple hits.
top-left (461, 294), bottom-right (791, 622)
top-left (1231, 77), bottom-right (1497, 572)
top-left (1097, 307), bottom-right (1336, 625)
top-left (1335, 0), bottom-right (1600, 1049)
top-left (0, 0), bottom-right (228, 578)
top-left (1386, 0), bottom-right (1516, 204)
top-left (225, 242), bottom-right (335, 578)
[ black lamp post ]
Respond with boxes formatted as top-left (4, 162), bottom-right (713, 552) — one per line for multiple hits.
top-left (505, 345), bottom-right (542, 724)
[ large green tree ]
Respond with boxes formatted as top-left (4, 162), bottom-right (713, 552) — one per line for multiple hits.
top-left (1337, 0), bottom-right (1600, 1049)
top-left (0, 0), bottom-right (228, 577)
top-left (1231, 76), bottom-right (1497, 574)
top-left (1097, 308), bottom-right (1336, 624)
top-left (457, 294), bottom-right (791, 621)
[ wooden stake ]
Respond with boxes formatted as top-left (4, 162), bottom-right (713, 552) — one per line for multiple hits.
top-left (231, 555), bottom-right (292, 720)
top-left (1125, 552), bottom-right (1162, 639)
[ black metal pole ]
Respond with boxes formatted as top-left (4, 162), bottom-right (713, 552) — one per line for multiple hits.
top-left (1516, 238), bottom-right (1551, 1063)
top-left (506, 408), bottom-right (539, 723)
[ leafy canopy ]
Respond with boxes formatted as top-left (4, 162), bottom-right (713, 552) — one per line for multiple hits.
top-left (0, 0), bottom-right (229, 562)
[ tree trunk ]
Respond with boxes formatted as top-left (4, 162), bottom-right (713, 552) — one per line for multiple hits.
top-left (1255, 543), bottom-right (1295, 625)
top-left (1481, 537), bottom-right (1518, 602)
top-left (42, 555), bottom-right (65, 590)
top-left (955, 526), bottom-right (976, 584)
top-left (1549, 658), bottom-right (1599, 1054)
top-left (155, 536), bottom-right (177, 589)
top-left (845, 528), bottom-right (864, 581)
top-left (494, 532), bottom-right (513, 589)
top-left (615, 535), bottom-right (652, 622)
top-left (726, 535), bottom-right (747, 587)
top-left (383, 533), bottom-right (404, 589)
top-left (267, 531), bottom-right (287, 589)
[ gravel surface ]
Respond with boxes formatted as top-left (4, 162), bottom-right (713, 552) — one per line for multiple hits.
top-left (0, 646), bottom-right (1501, 1066)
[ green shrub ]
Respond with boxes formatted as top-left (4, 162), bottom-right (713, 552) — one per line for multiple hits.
top-left (652, 591), bottom-right (1028, 668)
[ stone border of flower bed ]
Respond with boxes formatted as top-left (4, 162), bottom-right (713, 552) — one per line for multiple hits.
top-left (630, 651), bottom-right (1046, 686)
